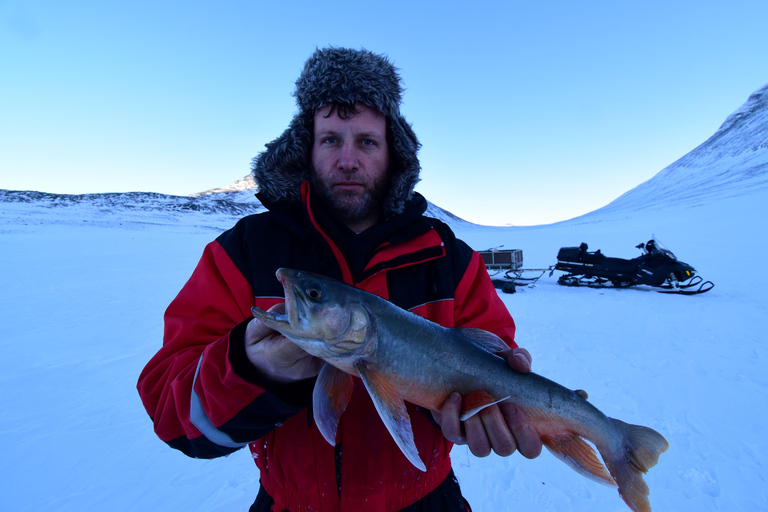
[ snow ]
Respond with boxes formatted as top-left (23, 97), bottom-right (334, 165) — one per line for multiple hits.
top-left (2, 85), bottom-right (767, 512)
top-left (2, 189), bottom-right (765, 512)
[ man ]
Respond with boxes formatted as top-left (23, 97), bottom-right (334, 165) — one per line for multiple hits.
top-left (138, 47), bottom-right (541, 512)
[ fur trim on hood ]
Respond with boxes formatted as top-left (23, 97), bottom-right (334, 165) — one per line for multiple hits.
top-left (250, 47), bottom-right (421, 218)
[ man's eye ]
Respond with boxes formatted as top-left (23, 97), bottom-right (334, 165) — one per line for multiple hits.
top-left (323, 137), bottom-right (337, 144)
top-left (361, 139), bottom-right (374, 146)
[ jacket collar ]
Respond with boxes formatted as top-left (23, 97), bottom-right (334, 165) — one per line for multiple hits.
top-left (294, 181), bottom-right (442, 284)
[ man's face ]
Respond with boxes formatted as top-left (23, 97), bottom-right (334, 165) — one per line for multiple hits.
top-left (311, 103), bottom-right (389, 232)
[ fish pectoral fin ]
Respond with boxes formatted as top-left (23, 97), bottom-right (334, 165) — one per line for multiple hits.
top-left (458, 391), bottom-right (510, 421)
top-left (313, 363), bottom-right (354, 446)
top-left (455, 327), bottom-right (510, 355)
top-left (354, 361), bottom-right (426, 472)
top-left (544, 434), bottom-right (616, 487)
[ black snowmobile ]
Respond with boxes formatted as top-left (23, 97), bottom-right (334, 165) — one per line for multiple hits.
top-left (553, 239), bottom-right (714, 295)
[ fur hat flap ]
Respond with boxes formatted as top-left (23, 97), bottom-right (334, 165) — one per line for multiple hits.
top-left (251, 115), bottom-right (310, 207)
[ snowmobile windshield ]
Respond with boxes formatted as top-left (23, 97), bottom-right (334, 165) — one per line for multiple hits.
top-left (651, 238), bottom-right (677, 260)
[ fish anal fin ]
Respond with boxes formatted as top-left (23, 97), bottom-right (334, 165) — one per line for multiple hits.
top-left (313, 363), bottom-right (354, 446)
top-left (354, 361), bottom-right (426, 472)
top-left (455, 327), bottom-right (510, 355)
top-left (458, 391), bottom-right (509, 421)
top-left (544, 434), bottom-right (616, 487)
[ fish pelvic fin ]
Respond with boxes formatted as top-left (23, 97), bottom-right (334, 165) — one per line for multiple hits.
top-left (354, 361), bottom-right (426, 472)
top-left (454, 327), bottom-right (510, 355)
top-left (604, 418), bottom-right (669, 512)
top-left (458, 391), bottom-right (510, 421)
top-left (544, 434), bottom-right (616, 487)
top-left (313, 363), bottom-right (354, 446)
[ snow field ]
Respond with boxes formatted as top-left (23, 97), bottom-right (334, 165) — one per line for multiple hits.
top-left (1, 188), bottom-right (767, 511)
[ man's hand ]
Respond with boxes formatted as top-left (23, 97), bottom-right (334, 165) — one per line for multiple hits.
top-left (432, 347), bottom-right (543, 459)
top-left (245, 303), bottom-right (323, 383)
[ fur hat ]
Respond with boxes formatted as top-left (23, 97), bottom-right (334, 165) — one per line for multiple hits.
top-left (251, 47), bottom-right (421, 217)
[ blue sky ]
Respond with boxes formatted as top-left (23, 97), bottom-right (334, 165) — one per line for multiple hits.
top-left (2, 0), bottom-right (766, 225)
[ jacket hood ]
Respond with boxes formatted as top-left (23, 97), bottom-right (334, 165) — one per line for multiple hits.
top-left (251, 47), bottom-right (422, 218)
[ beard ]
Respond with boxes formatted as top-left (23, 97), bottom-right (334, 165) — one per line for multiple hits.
top-left (310, 168), bottom-right (390, 228)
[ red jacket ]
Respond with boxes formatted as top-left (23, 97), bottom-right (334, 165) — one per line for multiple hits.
top-left (137, 185), bottom-right (516, 511)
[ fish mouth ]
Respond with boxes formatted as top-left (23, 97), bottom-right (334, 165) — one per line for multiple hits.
top-left (249, 269), bottom-right (303, 330)
top-left (276, 268), bottom-right (303, 329)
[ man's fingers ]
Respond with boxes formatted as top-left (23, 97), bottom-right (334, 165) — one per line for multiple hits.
top-left (245, 301), bottom-right (323, 382)
top-left (505, 347), bottom-right (532, 373)
top-left (438, 387), bottom-right (542, 461)
top-left (245, 319), bottom-right (274, 345)
top-left (478, 405), bottom-right (516, 457)
top-left (499, 402), bottom-right (542, 459)
top-left (463, 413), bottom-right (491, 457)
top-left (438, 393), bottom-right (466, 444)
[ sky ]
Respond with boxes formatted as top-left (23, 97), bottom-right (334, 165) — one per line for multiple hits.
top-left (1, 0), bottom-right (767, 226)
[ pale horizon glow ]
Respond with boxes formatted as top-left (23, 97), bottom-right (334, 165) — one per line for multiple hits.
top-left (1, 0), bottom-right (767, 225)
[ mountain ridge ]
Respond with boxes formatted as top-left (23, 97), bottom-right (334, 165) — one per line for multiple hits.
top-left (590, 82), bottom-right (768, 216)
top-left (0, 187), bottom-right (471, 229)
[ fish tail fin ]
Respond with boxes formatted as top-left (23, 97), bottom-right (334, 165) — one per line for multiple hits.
top-left (603, 418), bottom-right (669, 512)
top-left (544, 434), bottom-right (616, 486)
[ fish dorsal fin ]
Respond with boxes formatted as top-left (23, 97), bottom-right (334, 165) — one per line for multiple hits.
top-left (354, 361), bottom-right (426, 472)
top-left (313, 363), bottom-right (354, 446)
top-left (459, 390), bottom-right (510, 421)
top-left (544, 434), bottom-right (616, 487)
top-left (455, 327), bottom-right (509, 354)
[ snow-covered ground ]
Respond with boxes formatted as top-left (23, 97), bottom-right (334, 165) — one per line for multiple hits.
top-left (2, 83), bottom-right (767, 511)
top-left (1, 185), bottom-right (765, 512)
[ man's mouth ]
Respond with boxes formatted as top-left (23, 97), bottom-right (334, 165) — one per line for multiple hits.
top-left (333, 181), bottom-right (365, 192)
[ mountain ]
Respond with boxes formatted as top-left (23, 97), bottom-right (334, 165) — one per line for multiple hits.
top-left (0, 189), bottom-right (264, 217)
top-left (0, 176), bottom-right (470, 230)
top-left (592, 82), bottom-right (768, 216)
top-left (191, 174), bottom-right (262, 203)
top-left (0, 189), bottom-right (266, 233)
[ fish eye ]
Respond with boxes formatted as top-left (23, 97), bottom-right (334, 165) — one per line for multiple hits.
top-left (306, 287), bottom-right (323, 300)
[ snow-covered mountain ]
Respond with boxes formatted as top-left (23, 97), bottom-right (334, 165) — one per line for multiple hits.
top-left (0, 188), bottom-right (265, 228)
top-left (0, 189), bottom-right (265, 218)
top-left (591, 82), bottom-right (768, 216)
top-left (191, 174), bottom-right (259, 198)
top-left (0, 177), bottom-right (470, 230)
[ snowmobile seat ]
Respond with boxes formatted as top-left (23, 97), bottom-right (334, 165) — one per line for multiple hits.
top-left (557, 244), bottom-right (604, 264)
top-left (600, 257), bottom-right (639, 274)
top-left (581, 249), bottom-right (604, 263)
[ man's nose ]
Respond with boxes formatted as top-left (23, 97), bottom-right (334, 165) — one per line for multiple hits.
top-left (337, 142), bottom-right (359, 170)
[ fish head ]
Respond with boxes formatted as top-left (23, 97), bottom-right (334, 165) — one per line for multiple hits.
top-left (251, 268), bottom-right (372, 361)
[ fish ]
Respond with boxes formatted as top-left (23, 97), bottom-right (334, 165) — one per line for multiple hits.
top-left (251, 268), bottom-right (669, 512)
